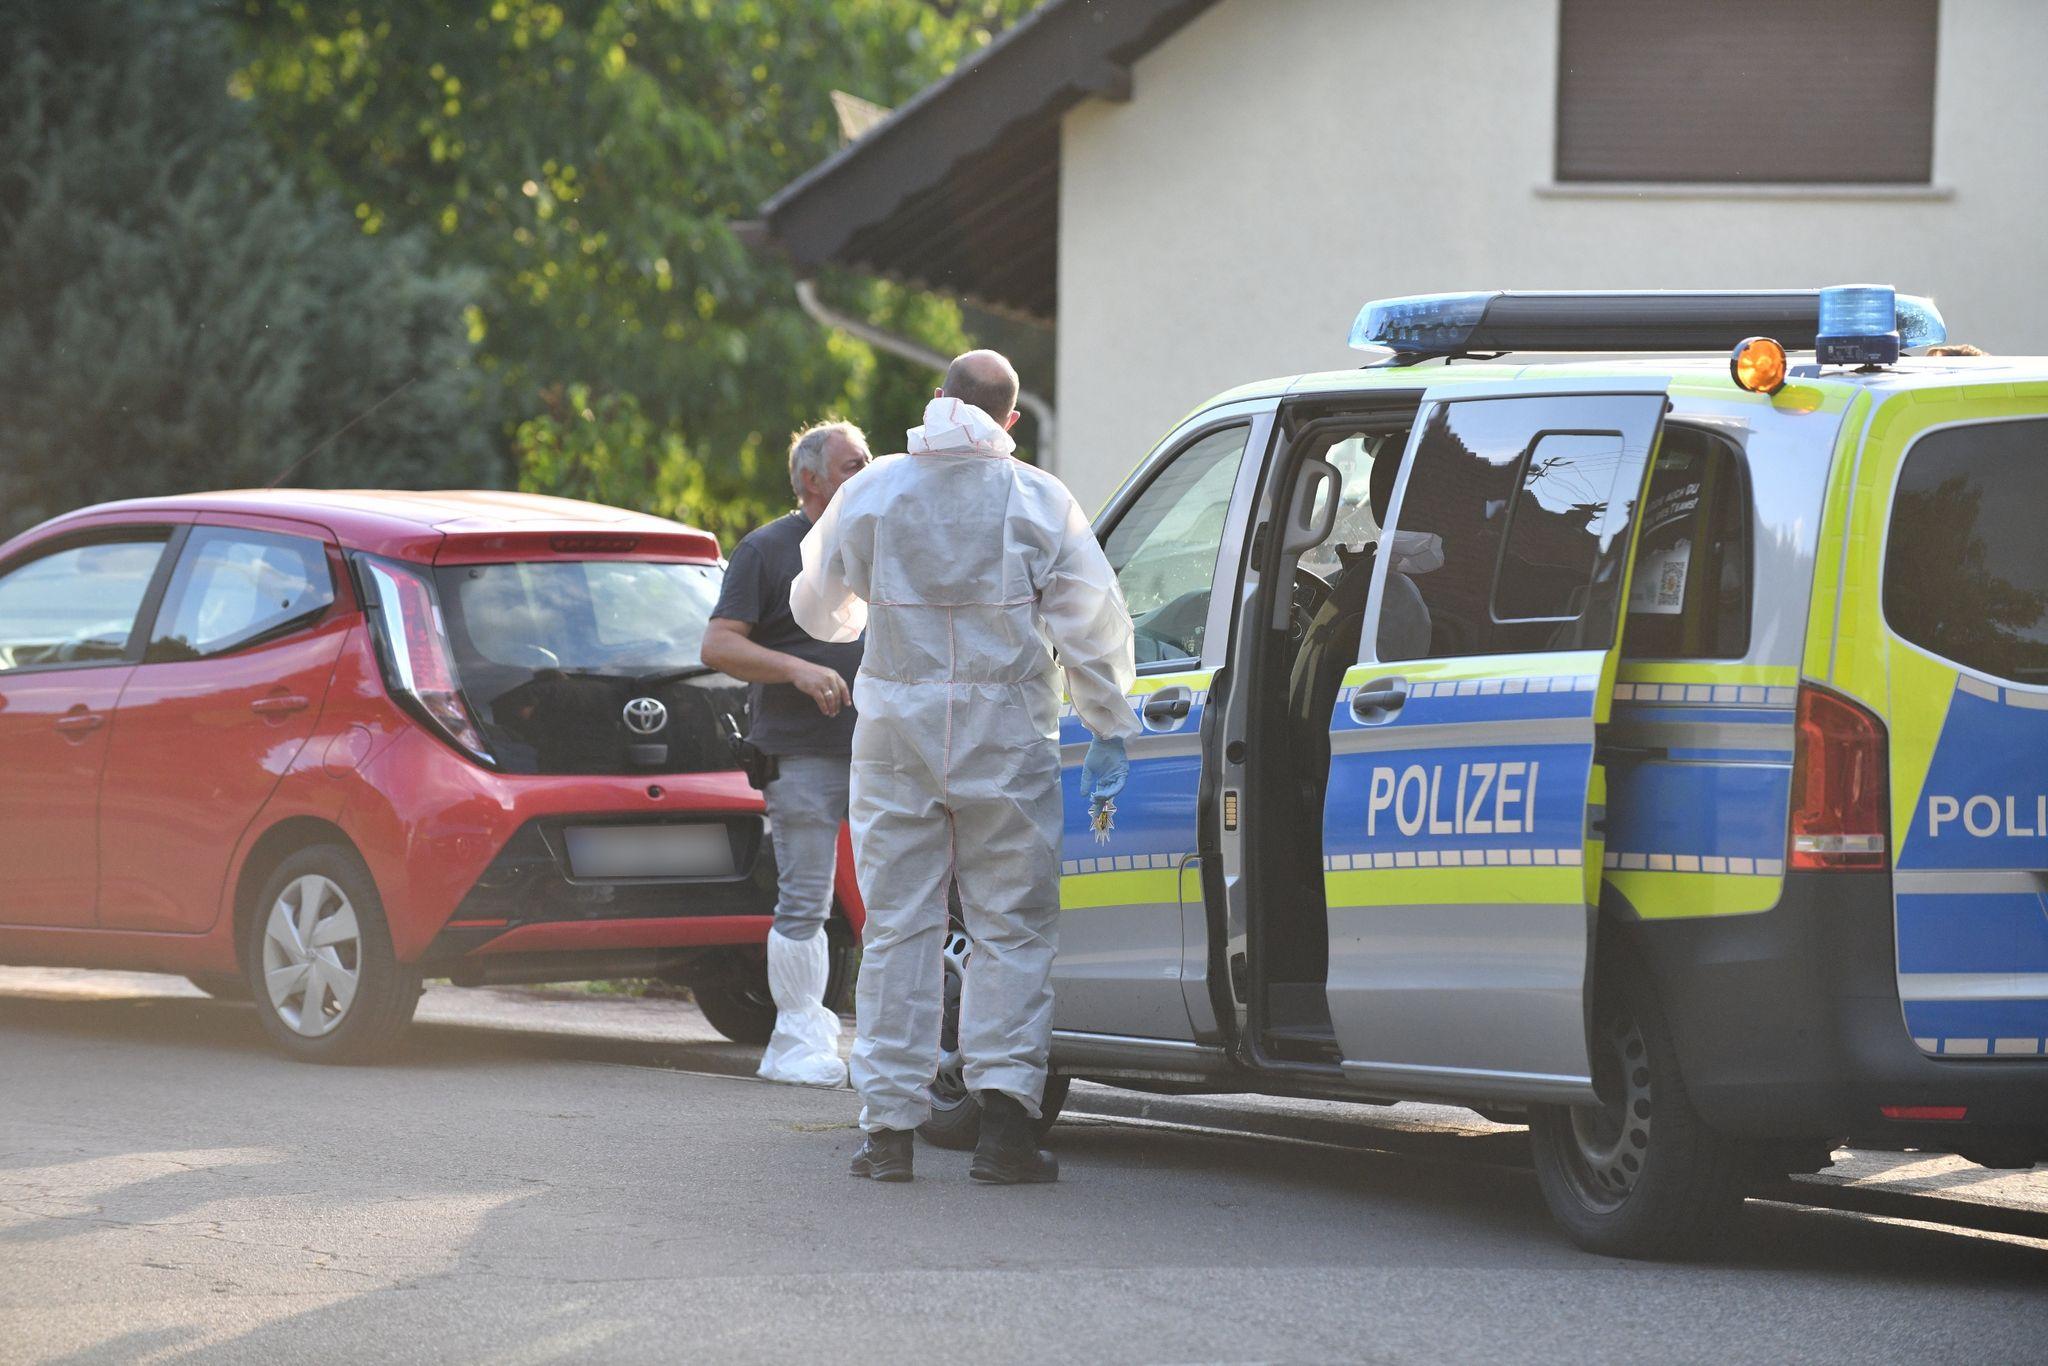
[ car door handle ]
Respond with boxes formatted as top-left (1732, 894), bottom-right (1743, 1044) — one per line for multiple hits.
top-left (54, 708), bottom-right (105, 738)
top-left (251, 693), bottom-right (311, 718)
top-left (1142, 695), bottom-right (1192, 722)
top-left (1349, 680), bottom-right (1408, 723)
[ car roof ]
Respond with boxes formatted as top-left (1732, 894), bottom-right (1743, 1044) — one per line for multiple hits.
top-left (30, 489), bottom-right (721, 561)
top-left (1198, 353), bottom-right (2048, 410)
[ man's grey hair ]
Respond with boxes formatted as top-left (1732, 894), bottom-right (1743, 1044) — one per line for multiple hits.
top-left (788, 419), bottom-right (864, 499)
top-left (941, 349), bottom-right (1020, 420)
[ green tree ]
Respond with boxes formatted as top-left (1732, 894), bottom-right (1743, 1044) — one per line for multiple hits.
top-left (228, 0), bottom-right (1036, 540)
top-left (0, 0), bottom-right (499, 539)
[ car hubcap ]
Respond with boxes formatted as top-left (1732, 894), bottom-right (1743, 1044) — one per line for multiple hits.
top-left (932, 927), bottom-right (973, 1108)
top-left (262, 874), bottom-right (362, 1037)
top-left (1562, 1009), bottom-right (1653, 1210)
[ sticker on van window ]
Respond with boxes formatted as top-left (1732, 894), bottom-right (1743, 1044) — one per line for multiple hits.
top-left (1630, 541), bottom-right (1690, 615)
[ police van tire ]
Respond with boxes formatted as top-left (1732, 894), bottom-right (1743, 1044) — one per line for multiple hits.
top-left (243, 845), bottom-right (423, 1065)
top-left (1529, 951), bottom-right (1742, 1259)
top-left (921, 1070), bottom-right (1070, 1151)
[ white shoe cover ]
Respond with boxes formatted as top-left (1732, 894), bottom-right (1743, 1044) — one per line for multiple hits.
top-left (758, 929), bottom-right (848, 1087)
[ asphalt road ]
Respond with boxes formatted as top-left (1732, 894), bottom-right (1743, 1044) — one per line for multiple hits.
top-left (3, 971), bottom-right (2044, 1366)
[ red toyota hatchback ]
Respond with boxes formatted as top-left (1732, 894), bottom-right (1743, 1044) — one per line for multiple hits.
top-left (0, 491), bottom-right (861, 1061)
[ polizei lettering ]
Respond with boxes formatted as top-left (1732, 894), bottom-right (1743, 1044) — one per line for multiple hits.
top-left (1926, 792), bottom-right (2048, 839)
top-left (1368, 761), bottom-right (1540, 838)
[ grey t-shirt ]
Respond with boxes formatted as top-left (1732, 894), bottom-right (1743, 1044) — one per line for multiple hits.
top-left (711, 511), bottom-right (863, 756)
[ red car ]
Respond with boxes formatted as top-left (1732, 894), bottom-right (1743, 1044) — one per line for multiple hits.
top-left (0, 491), bottom-right (862, 1061)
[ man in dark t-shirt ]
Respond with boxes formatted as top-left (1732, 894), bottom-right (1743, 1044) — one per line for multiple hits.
top-left (702, 420), bottom-right (871, 1086)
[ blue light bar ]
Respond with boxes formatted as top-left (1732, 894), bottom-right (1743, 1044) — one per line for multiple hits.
top-left (1818, 284), bottom-right (1898, 365)
top-left (1896, 294), bottom-right (1948, 349)
top-left (1348, 287), bottom-right (1948, 361)
top-left (1348, 293), bottom-right (1492, 353)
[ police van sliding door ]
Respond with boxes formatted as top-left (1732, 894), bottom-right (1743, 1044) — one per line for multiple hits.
top-left (1322, 387), bottom-right (1668, 1101)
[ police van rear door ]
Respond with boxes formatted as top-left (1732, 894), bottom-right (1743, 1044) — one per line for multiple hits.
top-left (1866, 405), bottom-right (2048, 1060)
top-left (1323, 382), bottom-right (1669, 1102)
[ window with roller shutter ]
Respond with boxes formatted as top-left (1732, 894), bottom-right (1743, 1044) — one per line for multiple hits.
top-left (1556, 0), bottom-right (1938, 184)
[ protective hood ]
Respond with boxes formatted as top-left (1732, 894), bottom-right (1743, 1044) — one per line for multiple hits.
top-left (907, 397), bottom-right (1017, 457)
top-left (1386, 529), bottom-right (1444, 575)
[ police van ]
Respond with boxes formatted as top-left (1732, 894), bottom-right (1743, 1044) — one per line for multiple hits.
top-left (930, 286), bottom-right (2048, 1257)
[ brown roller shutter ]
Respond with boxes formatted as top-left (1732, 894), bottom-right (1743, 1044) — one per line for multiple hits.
top-left (1557, 0), bottom-right (1938, 183)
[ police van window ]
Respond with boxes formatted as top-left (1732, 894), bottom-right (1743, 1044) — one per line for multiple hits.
top-left (1621, 428), bottom-right (1751, 660)
top-left (1884, 419), bottom-right (2048, 686)
top-left (1493, 432), bottom-right (1632, 623)
top-left (1380, 396), bottom-right (1646, 661)
top-left (1298, 431), bottom-right (1405, 582)
top-left (148, 527), bottom-right (335, 662)
top-left (1102, 424), bottom-right (1252, 667)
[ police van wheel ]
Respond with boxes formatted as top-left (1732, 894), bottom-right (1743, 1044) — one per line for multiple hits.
top-left (1529, 952), bottom-right (1741, 1258)
top-left (919, 925), bottom-right (1068, 1149)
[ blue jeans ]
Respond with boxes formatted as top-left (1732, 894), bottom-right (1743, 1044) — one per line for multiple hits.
top-left (761, 753), bottom-right (851, 942)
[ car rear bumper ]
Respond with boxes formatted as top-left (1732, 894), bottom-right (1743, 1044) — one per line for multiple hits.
top-left (1618, 871), bottom-right (2048, 1155)
top-left (350, 728), bottom-right (778, 962)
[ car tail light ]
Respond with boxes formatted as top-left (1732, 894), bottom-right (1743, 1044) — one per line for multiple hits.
top-left (359, 557), bottom-right (494, 765)
top-left (1789, 683), bottom-right (1888, 872)
top-left (1881, 1105), bottom-right (1967, 1121)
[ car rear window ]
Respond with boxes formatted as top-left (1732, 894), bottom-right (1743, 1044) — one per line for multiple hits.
top-left (435, 559), bottom-right (740, 776)
top-left (1884, 418), bottom-right (2048, 686)
top-left (443, 560), bottom-right (719, 673)
top-left (1621, 427), bottom-right (1751, 660)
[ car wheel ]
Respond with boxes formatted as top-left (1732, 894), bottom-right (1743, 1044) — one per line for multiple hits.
top-left (684, 927), bottom-right (855, 1046)
top-left (919, 924), bottom-right (1069, 1150)
top-left (1528, 947), bottom-right (1742, 1258)
top-left (243, 845), bottom-right (421, 1064)
top-left (185, 974), bottom-right (250, 1001)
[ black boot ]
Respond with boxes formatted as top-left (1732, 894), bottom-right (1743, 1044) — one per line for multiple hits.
top-left (969, 1090), bottom-right (1059, 1184)
top-left (849, 1128), bottom-right (914, 1181)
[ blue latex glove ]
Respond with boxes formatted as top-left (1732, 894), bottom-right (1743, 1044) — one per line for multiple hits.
top-left (1080, 735), bottom-right (1129, 804)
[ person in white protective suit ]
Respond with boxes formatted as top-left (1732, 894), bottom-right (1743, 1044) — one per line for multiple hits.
top-left (702, 421), bottom-right (873, 1088)
top-left (792, 350), bottom-right (1139, 1184)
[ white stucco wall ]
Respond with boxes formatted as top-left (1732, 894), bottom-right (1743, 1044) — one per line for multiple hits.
top-left (1054, 0), bottom-right (2048, 510)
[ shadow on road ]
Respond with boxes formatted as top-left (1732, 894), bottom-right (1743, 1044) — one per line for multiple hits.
top-left (4, 987), bottom-right (2045, 1328)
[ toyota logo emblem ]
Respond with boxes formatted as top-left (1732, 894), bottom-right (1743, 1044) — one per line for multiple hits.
top-left (622, 697), bottom-right (668, 736)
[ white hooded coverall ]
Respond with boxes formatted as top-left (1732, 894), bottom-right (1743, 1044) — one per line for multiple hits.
top-left (791, 398), bottom-right (1140, 1133)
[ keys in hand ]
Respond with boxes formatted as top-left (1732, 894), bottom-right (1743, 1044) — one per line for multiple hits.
top-left (1090, 797), bottom-right (1116, 844)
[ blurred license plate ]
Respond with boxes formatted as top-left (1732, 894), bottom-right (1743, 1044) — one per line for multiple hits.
top-left (563, 824), bottom-right (735, 879)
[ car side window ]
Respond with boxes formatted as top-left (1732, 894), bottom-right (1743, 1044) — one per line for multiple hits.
top-left (0, 536), bottom-right (168, 673)
top-left (1884, 417), bottom-right (2048, 686)
top-left (1380, 395), bottom-right (1656, 661)
top-left (1102, 424), bottom-right (1253, 668)
top-left (1621, 426), bottom-right (1752, 660)
top-left (149, 527), bottom-right (335, 662)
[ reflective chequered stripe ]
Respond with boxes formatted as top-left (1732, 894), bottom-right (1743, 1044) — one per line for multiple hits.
top-left (1602, 850), bottom-right (1786, 876)
top-left (1913, 1035), bottom-right (2048, 1056)
top-left (1061, 852), bottom-right (1187, 876)
top-left (1336, 674), bottom-right (1596, 703)
top-left (1612, 683), bottom-right (1799, 706)
top-left (1324, 849), bottom-right (1582, 870)
top-left (1955, 674), bottom-right (2048, 710)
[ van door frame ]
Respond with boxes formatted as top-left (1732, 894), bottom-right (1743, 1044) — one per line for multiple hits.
top-left (1198, 388), bottom-right (1426, 1059)
top-left (1056, 398), bottom-right (1278, 1051)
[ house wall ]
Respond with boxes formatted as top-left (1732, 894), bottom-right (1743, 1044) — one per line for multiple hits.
top-left (1055, 0), bottom-right (2048, 511)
